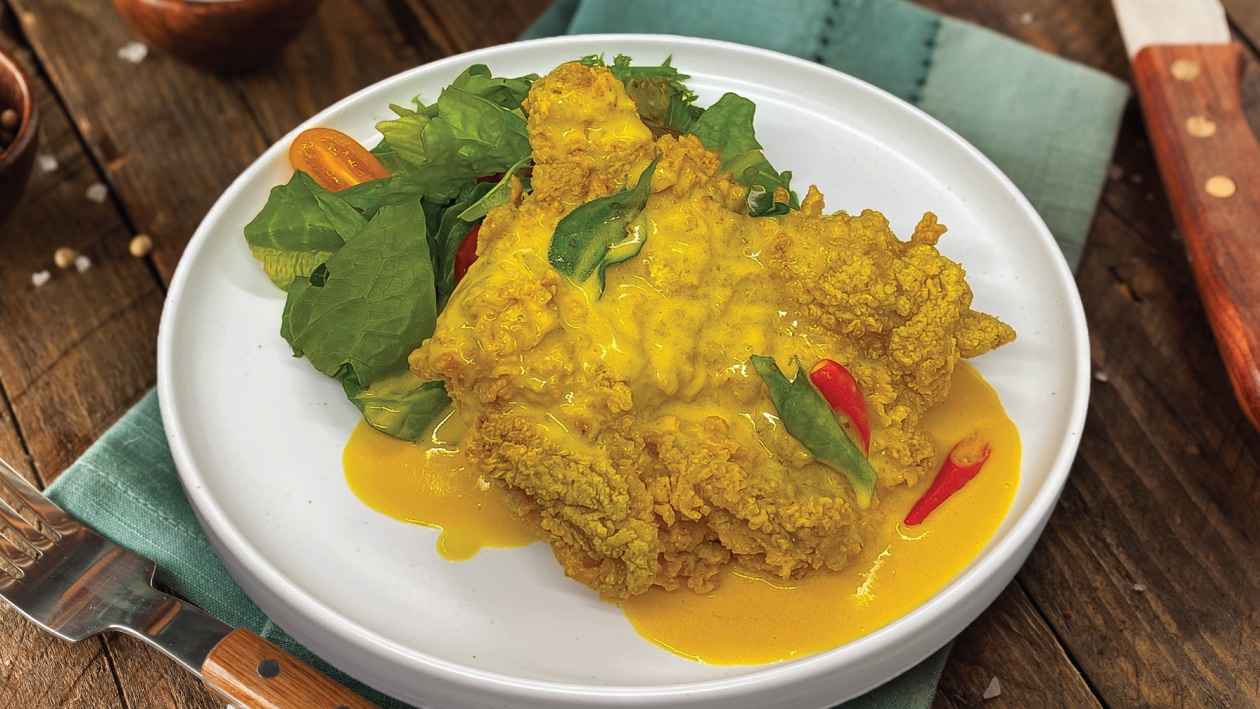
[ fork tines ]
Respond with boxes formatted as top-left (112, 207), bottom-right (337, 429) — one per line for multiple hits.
top-left (0, 458), bottom-right (80, 580)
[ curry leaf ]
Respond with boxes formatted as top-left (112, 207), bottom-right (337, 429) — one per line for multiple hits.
top-left (548, 154), bottom-right (661, 295)
top-left (750, 355), bottom-right (877, 509)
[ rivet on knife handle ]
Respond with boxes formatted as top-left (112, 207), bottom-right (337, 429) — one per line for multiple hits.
top-left (201, 628), bottom-right (379, 709)
top-left (1132, 43), bottom-right (1260, 430)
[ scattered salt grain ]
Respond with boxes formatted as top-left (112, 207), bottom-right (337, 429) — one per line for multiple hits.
top-left (983, 676), bottom-right (1001, 700)
top-left (1107, 163), bottom-right (1124, 181)
top-left (1093, 370), bottom-right (1109, 383)
top-left (86, 182), bottom-right (108, 203)
top-left (74, 254), bottom-right (92, 273)
top-left (31, 270), bottom-right (50, 287)
top-left (36, 153), bottom-right (58, 174)
top-left (1018, 11), bottom-right (1034, 24)
top-left (117, 41), bottom-right (149, 64)
top-left (1134, 583), bottom-right (1146, 592)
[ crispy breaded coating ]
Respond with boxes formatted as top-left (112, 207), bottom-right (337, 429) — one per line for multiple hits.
top-left (410, 62), bottom-right (1014, 600)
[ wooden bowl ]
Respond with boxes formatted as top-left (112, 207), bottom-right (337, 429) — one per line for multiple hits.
top-left (111, 0), bottom-right (325, 74)
top-left (0, 49), bottom-right (38, 231)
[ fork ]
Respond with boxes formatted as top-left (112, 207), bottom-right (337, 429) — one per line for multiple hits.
top-left (0, 457), bottom-right (379, 709)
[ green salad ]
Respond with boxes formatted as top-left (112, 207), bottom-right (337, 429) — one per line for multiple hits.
top-left (243, 55), bottom-right (796, 442)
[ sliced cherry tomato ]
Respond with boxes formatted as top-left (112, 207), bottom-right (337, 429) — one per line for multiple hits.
top-left (454, 224), bottom-right (480, 282)
top-left (289, 127), bottom-right (390, 192)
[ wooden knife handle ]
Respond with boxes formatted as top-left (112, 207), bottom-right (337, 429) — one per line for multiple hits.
top-left (1132, 43), bottom-right (1260, 430)
top-left (201, 628), bottom-right (380, 708)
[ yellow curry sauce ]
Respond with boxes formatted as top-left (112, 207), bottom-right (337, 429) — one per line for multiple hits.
top-left (344, 361), bottom-right (1018, 664)
top-left (342, 60), bottom-right (1021, 664)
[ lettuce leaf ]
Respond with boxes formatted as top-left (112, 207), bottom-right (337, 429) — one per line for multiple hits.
top-left (688, 92), bottom-right (798, 216)
top-left (243, 171), bottom-right (365, 289)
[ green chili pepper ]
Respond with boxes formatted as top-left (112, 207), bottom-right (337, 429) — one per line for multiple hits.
top-left (750, 354), bottom-right (877, 509)
top-left (547, 154), bottom-right (662, 296)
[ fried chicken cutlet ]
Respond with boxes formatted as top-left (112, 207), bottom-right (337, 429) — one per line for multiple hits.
top-left (409, 62), bottom-right (1015, 601)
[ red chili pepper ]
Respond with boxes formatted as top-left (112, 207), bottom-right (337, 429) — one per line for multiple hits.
top-left (454, 223), bottom-right (480, 283)
top-left (904, 435), bottom-right (992, 526)
top-left (809, 359), bottom-right (871, 454)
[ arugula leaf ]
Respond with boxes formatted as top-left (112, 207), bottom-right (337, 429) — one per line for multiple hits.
top-left (582, 54), bottom-right (704, 134)
top-left (281, 202), bottom-right (438, 389)
top-left (548, 154), bottom-right (661, 295)
top-left (343, 370), bottom-right (451, 442)
top-left (243, 171), bottom-right (365, 289)
top-left (457, 156), bottom-right (529, 224)
top-left (689, 92), bottom-right (798, 216)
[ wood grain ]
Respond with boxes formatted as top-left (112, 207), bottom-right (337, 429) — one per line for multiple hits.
top-left (935, 582), bottom-right (1101, 708)
top-left (1022, 101), bottom-right (1260, 706)
top-left (3, 0), bottom-right (1259, 707)
top-left (0, 13), bottom-right (160, 486)
top-left (202, 629), bottom-right (379, 709)
top-left (111, 0), bottom-right (325, 74)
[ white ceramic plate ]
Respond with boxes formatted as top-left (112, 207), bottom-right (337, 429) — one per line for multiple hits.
top-left (157, 35), bottom-right (1089, 709)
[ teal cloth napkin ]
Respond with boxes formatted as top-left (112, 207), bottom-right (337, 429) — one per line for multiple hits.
top-left (47, 1), bottom-right (1128, 707)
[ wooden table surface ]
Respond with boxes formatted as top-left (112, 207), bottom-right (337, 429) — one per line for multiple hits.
top-left (2, 0), bottom-right (1259, 707)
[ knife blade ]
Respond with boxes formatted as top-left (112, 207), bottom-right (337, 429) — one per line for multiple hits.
top-left (1112, 0), bottom-right (1260, 430)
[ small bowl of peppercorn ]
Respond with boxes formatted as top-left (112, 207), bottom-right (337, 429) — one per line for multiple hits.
top-left (0, 49), bottom-right (38, 231)
top-left (111, 0), bottom-right (325, 74)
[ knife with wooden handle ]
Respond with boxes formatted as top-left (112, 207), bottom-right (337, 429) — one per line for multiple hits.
top-left (1113, 0), bottom-right (1260, 429)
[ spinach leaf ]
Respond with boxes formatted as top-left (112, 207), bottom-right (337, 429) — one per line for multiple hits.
top-left (243, 170), bottom-right (365, 289)
top-left (432, 180), bottom-right (496, 308)
top-left (689, 93), bottom-right (798, 217)
top-left (343, 370), bottom-right (451, 442)
top-left (548, 154), bottom-right (661, 295)
top-left (281, 202), bottom-right (438, 389)
top-left (376, 65), bottom-right (534, 201)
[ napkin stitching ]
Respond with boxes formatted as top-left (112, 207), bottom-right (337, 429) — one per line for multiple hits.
top-left (810, 0), bottom-right (839, 63)
top-left (907, 15), bottom-right (942, 106)
top-left (91, 472), bottom-right (218, 552)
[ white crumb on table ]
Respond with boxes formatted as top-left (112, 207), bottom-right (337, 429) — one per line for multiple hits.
top-left (983, 675), bottom-right (1001, 699)
top-left (85, 182), bottom-right (108, 203)
top-left (118, 41), bottom-right (149, 63)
